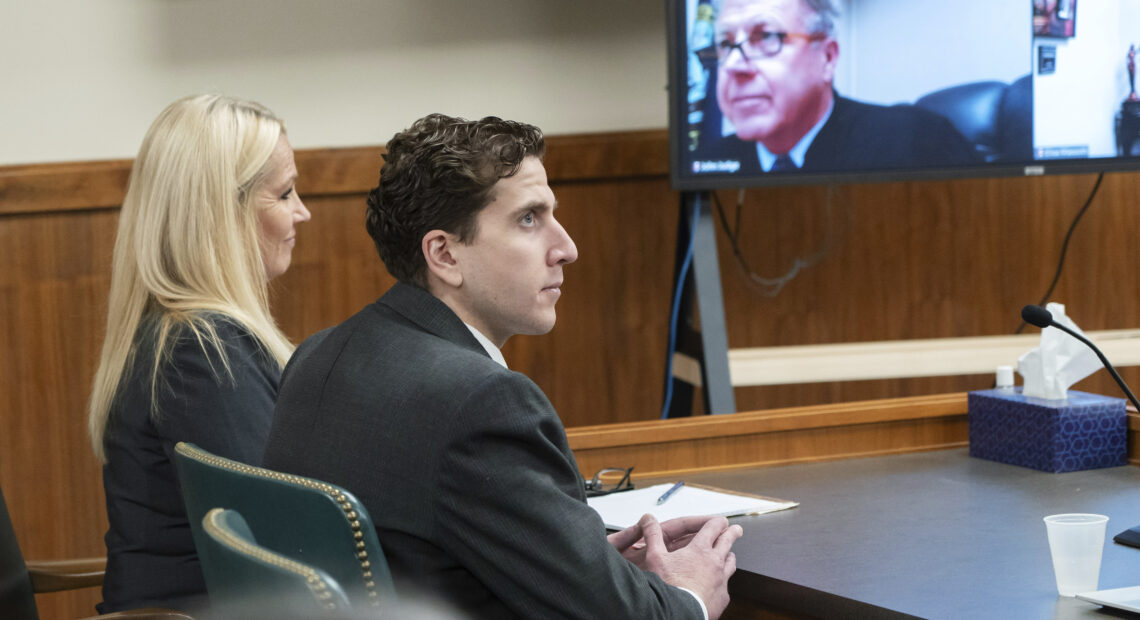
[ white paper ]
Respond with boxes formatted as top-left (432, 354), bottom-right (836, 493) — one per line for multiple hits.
top-left (587, 483), bottom-right (797, 530)
top-left (1018, 303), bottom-right (1102, 400)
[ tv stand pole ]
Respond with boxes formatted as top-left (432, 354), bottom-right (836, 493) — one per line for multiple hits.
top-left (666, 190), bottom-right (736, 417)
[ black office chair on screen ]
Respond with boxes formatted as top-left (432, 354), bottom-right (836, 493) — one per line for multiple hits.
top-left (914, 74), bottom-right (1033, 163)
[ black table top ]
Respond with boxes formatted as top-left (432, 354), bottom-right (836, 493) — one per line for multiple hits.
top-left (681, 449), bottom-right (1140, 619)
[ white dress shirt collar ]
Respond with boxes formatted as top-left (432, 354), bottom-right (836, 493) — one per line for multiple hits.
top-left (755, 97), bottom-right (834, 172)
top-left (464, 323), bottom-right (508, 369)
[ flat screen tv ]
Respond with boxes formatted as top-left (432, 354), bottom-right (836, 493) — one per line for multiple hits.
top-left (668, 0), bottom-right (1140, 190)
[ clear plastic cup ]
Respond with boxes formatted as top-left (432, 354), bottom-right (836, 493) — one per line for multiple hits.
top-left (1044, 513), bottom-right (1108, 596)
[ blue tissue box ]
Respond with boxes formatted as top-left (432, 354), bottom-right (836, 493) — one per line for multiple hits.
top-left (968, 388), bottom-right (1126, 473)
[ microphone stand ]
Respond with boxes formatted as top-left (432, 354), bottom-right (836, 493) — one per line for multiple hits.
top-left (1034, 312), bottom-right (1140, 546)
top-left (1046, 321), bottom-right (1140, 412)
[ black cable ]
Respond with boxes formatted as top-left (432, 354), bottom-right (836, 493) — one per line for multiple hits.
top-left (1015, 173), bottom-right (1104, 334)
top-left (660, 198), bottom-right (701, 419)
top-left (711, 191), bottom-right (740, 252)
top-left (711, 187), bottom-right (842, 297)
top-left (732, 194), bottom-right (743, 245)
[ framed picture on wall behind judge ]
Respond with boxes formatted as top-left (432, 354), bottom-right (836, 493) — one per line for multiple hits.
top-left (1033, 0), bottom-right (1077, 38)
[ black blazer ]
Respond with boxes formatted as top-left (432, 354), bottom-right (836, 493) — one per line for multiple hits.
top-left (695, 93), bottom-right (980, 175)
top-left (100, 315), bottom-right (279, 614)
top-left (263, 282), bottom-right (701, 619)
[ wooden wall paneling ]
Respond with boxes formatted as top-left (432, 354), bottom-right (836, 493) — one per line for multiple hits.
top-left (0, 208), bottom-right (117, 618)
top-left (707, 170), bottom-right (1140, 413)
top-left (0, 160), bottom-right (131, 216)
top-left (5, 130), bottom-right (1140, 617)
top-left (542, 129), bottom-right (669, 181)
top-left (292, 146), bottom-right (383, 196)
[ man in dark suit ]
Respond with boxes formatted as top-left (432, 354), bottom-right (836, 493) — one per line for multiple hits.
top-left (696, 0), bottom-right (978, 174)
top-left (263, 114), bottom-right (742, 619)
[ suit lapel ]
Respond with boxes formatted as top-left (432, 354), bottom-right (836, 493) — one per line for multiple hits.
top-left (377, 282), bottom-right (489, 359)
top-left (803, 93), bottom-right (851, 171)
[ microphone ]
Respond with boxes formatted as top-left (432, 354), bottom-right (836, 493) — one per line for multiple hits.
top-left (1024, 304), bottom-right (1140, 548)
top-left (1020, 304), bottom-right (1054, 329)
top-left (1019, 304), bottom-right (1140, 412)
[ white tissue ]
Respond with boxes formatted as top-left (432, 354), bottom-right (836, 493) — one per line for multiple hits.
top-left (1017, 303), bottom-right (1102, 400)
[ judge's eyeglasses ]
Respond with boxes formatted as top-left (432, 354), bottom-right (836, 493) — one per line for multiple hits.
top-left (696, 28), bottom-right (826, 65)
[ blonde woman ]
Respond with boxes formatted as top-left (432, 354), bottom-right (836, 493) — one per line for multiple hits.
top-left (88, 95), bottom-right (310, 613)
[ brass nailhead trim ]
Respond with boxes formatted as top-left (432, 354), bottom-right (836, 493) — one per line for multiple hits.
top-left (203, 508), bottom-right (339, 611)
top-left (178, 443), bottom-right (382, 607)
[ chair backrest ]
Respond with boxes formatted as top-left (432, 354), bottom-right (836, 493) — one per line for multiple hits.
top-left (996, 74), bottom-right (1033, 162)
top-left (914, 80), bottom-right (1008, 163)
top-left (914, 75), bottom-right (1033, 164)
top-left (173, 442), bottom-right (394, 611)
top-left (200, 508), bottom-right (351, 617)
top-left (0, 485), bottom-right (38, 620)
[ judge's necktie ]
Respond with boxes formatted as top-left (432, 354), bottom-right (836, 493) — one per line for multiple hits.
top-left (771, 154), bottom-right (797, 172)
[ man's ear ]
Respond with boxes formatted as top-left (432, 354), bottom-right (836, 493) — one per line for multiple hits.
top-left (821, 39), bottom-right (839, 82)
top-left (422, 229), bottom-right (463, 288)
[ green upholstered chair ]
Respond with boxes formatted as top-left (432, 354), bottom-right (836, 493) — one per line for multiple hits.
top-left (198, 508), bottom-right (351, 617)
top-left (173, 442), bottom-right (394, 612)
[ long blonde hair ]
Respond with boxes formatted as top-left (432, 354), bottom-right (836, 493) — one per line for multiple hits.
top-left (88, 94), bottom-right (295, 462)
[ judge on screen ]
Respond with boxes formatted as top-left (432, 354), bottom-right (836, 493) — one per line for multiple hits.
top-left (694, 0), bottom-right (980, 174)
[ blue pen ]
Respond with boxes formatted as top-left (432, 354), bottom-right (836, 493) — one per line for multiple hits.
top-left (656, 481), bottom-right (685, 505)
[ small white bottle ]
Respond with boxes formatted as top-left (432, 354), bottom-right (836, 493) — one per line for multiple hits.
top-left (995, 365), bottom-right (1015, 391)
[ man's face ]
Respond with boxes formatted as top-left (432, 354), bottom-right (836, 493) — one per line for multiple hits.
top-left (449, 156), bottom-right (578, 347)
top-left (715, 0), bottom-right (837, 153)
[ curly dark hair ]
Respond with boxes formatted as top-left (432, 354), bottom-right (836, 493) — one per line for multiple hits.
top-left (365, 113), bottom-right (546, 286)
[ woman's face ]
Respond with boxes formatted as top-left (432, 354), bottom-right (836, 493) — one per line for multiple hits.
top-left (254, 134), bottom-right (310, 280)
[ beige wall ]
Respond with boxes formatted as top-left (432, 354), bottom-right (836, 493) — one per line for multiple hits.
top-left (0, 0), bottom-right (666, 165)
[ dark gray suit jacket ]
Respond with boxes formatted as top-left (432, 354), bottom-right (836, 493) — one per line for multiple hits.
top-left (693, 93), bottom-right (980, 175)
top-left (263, 282), bottom-right (701, 619)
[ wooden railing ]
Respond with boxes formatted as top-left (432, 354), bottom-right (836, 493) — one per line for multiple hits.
top-left (569, 393), bottom-right (1140, 479)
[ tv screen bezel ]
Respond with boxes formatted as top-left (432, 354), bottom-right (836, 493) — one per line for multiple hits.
top-left (665, 0), bottom-right (1140, 191)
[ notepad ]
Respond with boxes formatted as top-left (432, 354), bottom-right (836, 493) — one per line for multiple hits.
top-left (587, 482), bottom-right (798, 530)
